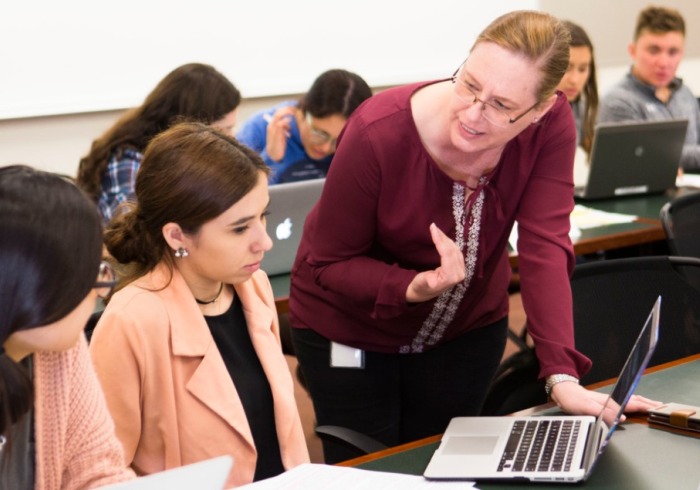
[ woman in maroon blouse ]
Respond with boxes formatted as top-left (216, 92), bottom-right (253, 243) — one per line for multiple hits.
top-left (289, 10), bottom-right (659, 463)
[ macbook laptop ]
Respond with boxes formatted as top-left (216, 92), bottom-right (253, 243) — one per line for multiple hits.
top-left (101, 455), bottom-right (232, 489)
top-left (574, 119), bottom-right (687, 200)
top-left (263, 178), bottom-right (324, 276)
top-left (423, 296), bottom-right (661, 483)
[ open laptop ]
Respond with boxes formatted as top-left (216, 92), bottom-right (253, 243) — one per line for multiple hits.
top-left (423, 296), bottom-right (661, 483)
top-left (263, 178), bottom-right (325, 276)
top-left (574, 119), bottom-right (687, 200)
top-left (101, 455), bottom-right (232, 489)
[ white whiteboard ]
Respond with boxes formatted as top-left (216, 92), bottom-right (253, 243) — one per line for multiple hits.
top-left (0, 0), bottom-right (536, 120)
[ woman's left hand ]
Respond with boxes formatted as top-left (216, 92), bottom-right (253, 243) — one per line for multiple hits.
top-left (550, 381), bottom-right (662, 426)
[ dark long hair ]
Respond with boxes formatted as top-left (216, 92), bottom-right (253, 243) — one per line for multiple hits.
top-left (104, 122), bottom-right (269, 293)
top-left (563, 20), bottom-right (598, 154)
top-left (298, 69), bottom-right (372, 118)
top-left (76, 63), bottom-right (241, 202)
top-left (0, 165), bottom-right (102, 439)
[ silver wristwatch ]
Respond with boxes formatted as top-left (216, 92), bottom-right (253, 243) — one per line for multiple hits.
top-left (544, 374), bottom-right (579, 397)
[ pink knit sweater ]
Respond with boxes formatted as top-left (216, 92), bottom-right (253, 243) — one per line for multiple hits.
top-left (33, 335), bottom-right (135, 489)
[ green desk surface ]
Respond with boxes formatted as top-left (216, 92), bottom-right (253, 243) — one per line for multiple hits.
top-left (579, 187), bottom-right (700, 221)
top-left (579, 192), bottom-right (675, 221)
top-left (354, 359), bottom-right (700, 489)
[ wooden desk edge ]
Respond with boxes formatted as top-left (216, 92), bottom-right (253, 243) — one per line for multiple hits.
top-left (275, 296), bottom-right (289, 314)
top-left (339, 353), bottom-right (700, 467)
top-left (508, 219), bottom-right (665, 268)
top-left (336, 434), bottom-right (443, 468)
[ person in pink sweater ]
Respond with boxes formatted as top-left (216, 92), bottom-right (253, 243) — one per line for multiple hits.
top-left (0, 165), bottom-right (135, 489)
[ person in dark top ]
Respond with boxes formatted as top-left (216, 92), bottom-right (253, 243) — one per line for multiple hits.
top-left (288, 11), bottom-right (660, 464)
top-left (90, 122), bottom-right (309, 487)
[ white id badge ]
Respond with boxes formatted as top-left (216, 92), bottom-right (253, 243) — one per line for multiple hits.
top-left (330, 341), bottom-right (365, 368)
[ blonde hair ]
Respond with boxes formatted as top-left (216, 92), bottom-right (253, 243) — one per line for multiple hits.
top-left (472, 10), bottom-right (571, 102)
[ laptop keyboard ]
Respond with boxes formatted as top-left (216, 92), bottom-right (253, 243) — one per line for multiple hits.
top-left (497, 419), bottom-right (581, 473)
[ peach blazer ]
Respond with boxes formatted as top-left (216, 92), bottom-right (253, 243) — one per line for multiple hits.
top-left (90, 263), bottom-right (309, 488)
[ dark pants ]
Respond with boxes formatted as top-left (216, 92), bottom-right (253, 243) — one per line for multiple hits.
top-left (291, 318), bottom-right (508, 463)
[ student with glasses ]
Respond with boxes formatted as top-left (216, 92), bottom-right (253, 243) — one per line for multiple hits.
top-left (288, 11), bottom-right (660, 464)
top-left (89, 122), bottom-right (309, 487)
top-left (0, 165), bottom-right (134, 488)
top-left (236, 69), bottom-right (372, 185)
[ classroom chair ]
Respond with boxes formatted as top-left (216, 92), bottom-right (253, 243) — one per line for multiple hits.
top-left (660, 191), bottom-right (700, 259)
top-left (482, 255), bottom-right (700, 415)
top-left (570, 255), bottom-right (700, 386)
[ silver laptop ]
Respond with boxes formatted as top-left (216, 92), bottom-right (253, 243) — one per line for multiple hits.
top-left (423, 296), bottom-right (661, 483)
top-left (100, 455), bottom-right (232, 489)
top-left (574, 120), bottom-right (687, 200)
top-left (263, 178), bottom-right (324, 276)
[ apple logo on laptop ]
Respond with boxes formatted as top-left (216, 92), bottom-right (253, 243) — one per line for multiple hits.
top-left (276, 218), bottom-right (293, 240)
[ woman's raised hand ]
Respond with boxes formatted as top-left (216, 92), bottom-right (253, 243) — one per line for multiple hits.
top-left (406, 223), bottom-right (465, 303)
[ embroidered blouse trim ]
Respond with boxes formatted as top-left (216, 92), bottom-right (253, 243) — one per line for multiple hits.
top-left (400, 179), bottom-right (485, 353)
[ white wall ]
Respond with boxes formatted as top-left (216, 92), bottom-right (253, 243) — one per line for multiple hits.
top-left (2, 1), bottom-right (698, 177)
top-left (1, 0), bottom-right (534, 120)
top-left (0, 95), bottom-right (294, 177)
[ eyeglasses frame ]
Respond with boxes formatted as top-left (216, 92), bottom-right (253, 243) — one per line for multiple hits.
top-left (450, 62), bottom-right (540, 127)
top-left (95, 260), bottom-right (117, 298)
top-left (304, 112), bottom-right (338, 148)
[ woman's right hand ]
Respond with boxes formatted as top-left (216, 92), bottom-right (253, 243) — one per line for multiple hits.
top-left (406, 223), bottom-right (465, 303)
top-left (265, 106), bottom-right (296, 162)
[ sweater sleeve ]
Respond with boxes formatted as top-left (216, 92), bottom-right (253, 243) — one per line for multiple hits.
top-left (35, 336), bottom-right (135, 489)
top-left (236, 112), bottom-right (268, 154)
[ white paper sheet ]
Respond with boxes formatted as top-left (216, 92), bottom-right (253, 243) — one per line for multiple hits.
top-left (237, 464), bottom-right (477, 489)
top-left (508, 205), bottom-right (638, 253)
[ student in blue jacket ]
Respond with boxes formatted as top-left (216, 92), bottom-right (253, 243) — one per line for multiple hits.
top-left (236, 69), bottom-right (372, 184)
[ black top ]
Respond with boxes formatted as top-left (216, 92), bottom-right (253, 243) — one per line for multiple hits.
top-left (204, 295), bottom-right (284, 481)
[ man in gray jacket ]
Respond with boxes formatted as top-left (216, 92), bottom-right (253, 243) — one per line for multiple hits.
top-left (598, 5), bottom-right (700, 172)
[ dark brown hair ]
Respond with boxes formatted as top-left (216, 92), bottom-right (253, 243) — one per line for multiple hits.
top-left (634, 5), bottom-right (685, 40)
top-left (0, 165), bottom-right (101, 442)
top-left (104, 122), bottom-right (269, 293)
top-left (77, 63), bottom-right (241, 203)
top-left (563, 20), bottom-right (599, 154)
top-left (298, 69), bottom-right (372, 119)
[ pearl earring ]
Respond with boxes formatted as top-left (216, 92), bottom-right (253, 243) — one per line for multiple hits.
top-left (174, 247), bottom-right (189, 258)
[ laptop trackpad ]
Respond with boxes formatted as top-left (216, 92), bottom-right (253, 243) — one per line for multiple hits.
top-left (443, 436), bottom-right (498, 455)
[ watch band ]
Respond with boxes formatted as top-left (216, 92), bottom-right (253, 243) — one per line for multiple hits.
top-left (545, 374), bottom-right (580, 396)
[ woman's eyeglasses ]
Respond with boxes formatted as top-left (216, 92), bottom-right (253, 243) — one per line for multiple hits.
top-left (451, 65), bottom-right (539, 128)
top-left (95, 260), bottom-right (117, 299)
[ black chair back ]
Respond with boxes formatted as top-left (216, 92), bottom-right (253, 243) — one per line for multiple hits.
top-left (660, 191), bottom-right (700, 258)
top-left (571, 256), bottom-right (700, 385)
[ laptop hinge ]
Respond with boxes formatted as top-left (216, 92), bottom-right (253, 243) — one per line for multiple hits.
top-left (581, 420), bottom-right (607, 472)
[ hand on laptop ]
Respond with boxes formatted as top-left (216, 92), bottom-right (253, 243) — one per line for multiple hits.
top-left (550, 382), bottom-right (662, 425)
top-left (406, 223), bottom-right (465, 303)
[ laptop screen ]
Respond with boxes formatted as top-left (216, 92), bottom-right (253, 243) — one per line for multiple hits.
top-left (593, 296), bottom-right (660, 451)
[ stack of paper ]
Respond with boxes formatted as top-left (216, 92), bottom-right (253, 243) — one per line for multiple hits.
top-left (508, 206), bottom-right (638, 252)
top-left (570, 204), bottom-right (637, 230)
